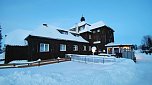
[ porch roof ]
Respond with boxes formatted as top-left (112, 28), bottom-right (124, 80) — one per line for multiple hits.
top-left (105, 43), bottom-right (133, 47)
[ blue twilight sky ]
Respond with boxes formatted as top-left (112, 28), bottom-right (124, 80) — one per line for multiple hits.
top-left (0, 0), bottom-right (152, 45)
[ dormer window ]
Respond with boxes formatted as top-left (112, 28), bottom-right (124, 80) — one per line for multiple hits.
top-left (79, 26), bottom-right (85, 31)
top-left (58, 29), bottom-right (68, 35)
top-left (61, 31), bottom-right (68, 35)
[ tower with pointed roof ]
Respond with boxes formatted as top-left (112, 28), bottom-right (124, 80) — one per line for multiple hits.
top-left (80, 16), bottom-right (85, 22)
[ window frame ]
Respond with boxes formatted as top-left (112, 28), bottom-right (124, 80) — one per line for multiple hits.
top-left (60, 44), bottom-right (66, 51)
top-left (89, 46), bottom-right (92, 51)
top-left (73, 45), bottom-right (78, 51)
top-left (40, 43), bottom-right (49, 52)
top-left (83, 45), bottom-right (87, 51)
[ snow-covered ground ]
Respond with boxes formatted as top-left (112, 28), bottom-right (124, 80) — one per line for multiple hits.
top-left (0, 53), bottom-right (5, 64)
top-left (0, 51), bottom-right (152, 85)
top-left (132, 51), bottom-right (152, 85)
top-left (0, 53), bottom-right (5, 59)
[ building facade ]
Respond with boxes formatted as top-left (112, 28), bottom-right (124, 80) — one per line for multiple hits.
top-left (5, 17), bottom-right (114, 63)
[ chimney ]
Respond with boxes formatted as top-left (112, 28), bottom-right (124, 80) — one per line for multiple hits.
top-left (43, 24), bottom-right (48, 27)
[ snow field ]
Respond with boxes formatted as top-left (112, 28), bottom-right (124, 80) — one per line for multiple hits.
top-left (0, 57), bottom-right (136, 85)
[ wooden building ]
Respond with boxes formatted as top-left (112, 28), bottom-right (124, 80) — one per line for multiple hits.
top-left (5, 17), bottom-right (114, 63)
top-left (69, 17), bottom-right (114, 53)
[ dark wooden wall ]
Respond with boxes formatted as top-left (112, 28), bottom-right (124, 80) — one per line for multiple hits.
top-left (5, 45), bottom-right (28, 63)
top-left (26, 35), bottom-right (92, 61)
top-left (80, 26), bottom-right (114, 53)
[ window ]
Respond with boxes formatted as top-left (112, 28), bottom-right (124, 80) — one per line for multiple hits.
top-left (73, 45), bottom-right (78, 51)
top-left (114, 48), bottom-right (119, 54)
top-left (60, 44), bottom-right (66, 51)
top-left (93, 30), bottom-right (96, 33)
top-left (108, 48), bottom-right (112, 54)
top-left (89, 46), bottom-right (92, 51)
top-left (40, 43), bottom-right (49, 52)
top-left (80, 26), bottom-right (85, 31)
top-left (89, 35), bottom-right (91, 39)
top-left (97, 29), bottom-right (100, 32)
top-left (58, 30), bottom-right (68, 35)
top-left (83, 45), bottom-right (87, 51)
top-left (62, 31), bottom-right (68, 35)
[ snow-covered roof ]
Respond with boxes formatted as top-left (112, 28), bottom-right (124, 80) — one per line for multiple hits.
top-left (79, 25), bottom-right (91, 33)
top-left (5, 29), bottom-right (31, 46)
top-left (70, 21), bottom-right (87, 29)
top-left (69, 21), bottom-right (107, 34)
top-left (90, 21), bottom-right (105, 30)
top-left (105, 43), bottom-right (133, 47)
top-left (30, 25), bottom-right (88, 43)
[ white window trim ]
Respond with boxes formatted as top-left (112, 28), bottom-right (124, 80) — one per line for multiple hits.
top-left (83, 45), bottom-right (87, 51)
top-left (73, 45), bottom-right (78, 51)
top-left (40, 43), bottom-right (49, 52)
top-left (60, 44), bottom-right (66, 51)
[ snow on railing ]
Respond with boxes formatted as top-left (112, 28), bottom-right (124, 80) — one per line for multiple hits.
top-left (66, 54), bottom-right (116, 64)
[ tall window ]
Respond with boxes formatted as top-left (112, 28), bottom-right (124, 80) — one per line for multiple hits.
top-left (60, 44), bottom-right (66, 51)
top-left (40, 43), bottom-right (49, 52)
top-left (89, 46), bottom-right (92, 51)
top-left (89, 35), bottom-right (91, 39)
top-left (83, 45), bottom-right (87, 51)
top-left (73, 45), bottom-right (78, 51)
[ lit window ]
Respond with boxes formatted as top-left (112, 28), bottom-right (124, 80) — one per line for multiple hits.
top-left (73, 45), bottom-right (78, 51)
top-left (89, 46), bottom-right (92, 51)
top-left (60, 44), bottom-right (66, 51)
top-left (108, 48), bottom-right (112, 54)
top-left (83, 45), bottom-right (87, 51)
top-left (89, 35), bottom-right (91, 39)
top-left (40, 43), bottom-right (49, 52)
top-left (97, 29), bottom-right (100, 32)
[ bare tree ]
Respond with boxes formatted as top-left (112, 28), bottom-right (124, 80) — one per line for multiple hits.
top-left (141, 35), bottom-right (152, 54)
